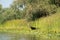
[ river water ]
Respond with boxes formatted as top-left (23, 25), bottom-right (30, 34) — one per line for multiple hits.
top-left (0, 33), bottom-right (16, 40)
top-left (0, 33), bottom-right (34, 40)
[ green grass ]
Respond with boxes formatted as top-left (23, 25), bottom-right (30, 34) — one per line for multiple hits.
top-left (0, 19), bottom-right (31, 34)
top-left (31, 7), bottom-right (60, 32)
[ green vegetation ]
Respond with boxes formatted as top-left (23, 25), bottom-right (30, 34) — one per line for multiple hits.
top-left (0, 0), bottom-right (60, 40)
top-left (0, 0), bottom-right (57, 23)
top-left (50, 0), bottom-right (60, 6)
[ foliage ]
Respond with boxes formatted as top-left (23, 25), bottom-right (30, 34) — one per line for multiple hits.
top-left (0, 4), bottom-right (2, 10)
top-left (0, 0), bottom-right (57, 23)
top-left (50, 0), bottom-right (60, 6)
top-left (23, 0), bottom-right (57, 21)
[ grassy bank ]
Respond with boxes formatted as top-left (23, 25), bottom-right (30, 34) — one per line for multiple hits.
top-left (0, 8), bottom-right (60, 40)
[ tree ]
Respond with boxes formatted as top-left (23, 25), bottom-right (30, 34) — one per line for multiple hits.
top-left (50, 0), bottom-right (60, 6)
top-left (0, 4), bottom-right (2, 13)
top-left (10, 0), bottom-right (57, 21)
top-left (0, 0), bottom-right (57, 24)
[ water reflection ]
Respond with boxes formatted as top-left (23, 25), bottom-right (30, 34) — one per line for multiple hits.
top-left (0, 33), bottom-right (15, 40)
top-left (0, 33), bottom-right (36, 40)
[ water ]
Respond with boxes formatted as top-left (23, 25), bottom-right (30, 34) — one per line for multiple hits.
top-left (0, 33), bottom-right (15, 40)
top-left (0, 33), bottom-right (34, 40)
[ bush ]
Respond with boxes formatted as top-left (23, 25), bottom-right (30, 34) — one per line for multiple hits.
top-left (24, 0), bottom-right (57, 21)
top-left (50, 0), bottom-right (60, 6)
top-left (9, 0), bottom-right (57, 21)
top-left (0, 0), bottom-right (57, 23)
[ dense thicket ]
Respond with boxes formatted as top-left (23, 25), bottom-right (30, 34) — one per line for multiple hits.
top-left (50, 0), bottom-right (60, 6)
top-left (13, 0), bottom-right (57, 21)
top-left (0, 0), bottom-right (58, 24)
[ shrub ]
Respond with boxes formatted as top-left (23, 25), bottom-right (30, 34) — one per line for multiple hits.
top-left (0, 0), bottom-right (57, 23)
top-left (8, 0), bottom-right (57, 21)
top-left (50, 0), bottom-right (60, 6)
top-left (24, 0), bottom-right (57, 21)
